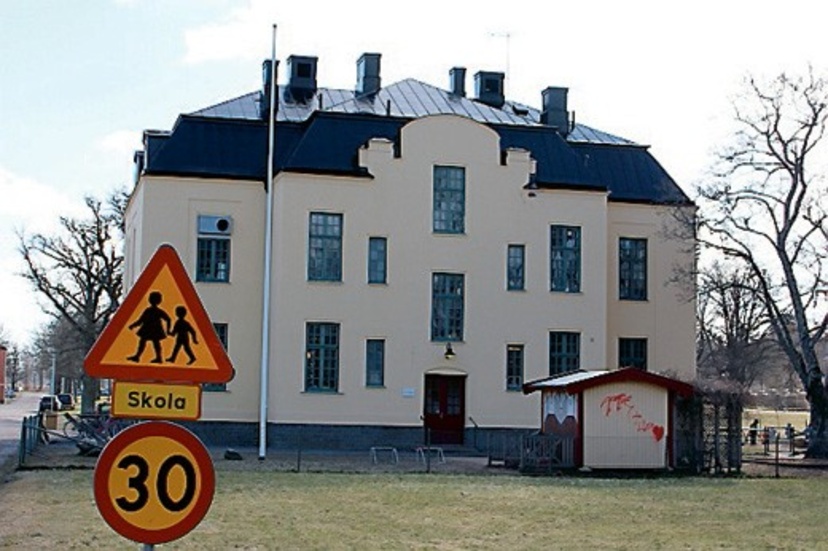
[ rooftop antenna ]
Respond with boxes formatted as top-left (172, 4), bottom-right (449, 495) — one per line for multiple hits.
top-left (488, 31), bottom-right (512, 95)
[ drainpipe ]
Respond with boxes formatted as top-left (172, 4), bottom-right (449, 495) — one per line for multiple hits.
top-left (259, 24), bottom-right (277, 460)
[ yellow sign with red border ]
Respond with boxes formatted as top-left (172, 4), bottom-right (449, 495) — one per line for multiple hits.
top-left (85, 244), bottom-right (233, 384)
top-left (94, 421), bottom-right (215, 545)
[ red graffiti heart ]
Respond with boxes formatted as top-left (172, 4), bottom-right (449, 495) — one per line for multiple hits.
top-left (652, 425), bottom-right (665, 442)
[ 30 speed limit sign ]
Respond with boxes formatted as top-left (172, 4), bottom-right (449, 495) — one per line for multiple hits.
top-left (94, 421), bottom-right (215, 545)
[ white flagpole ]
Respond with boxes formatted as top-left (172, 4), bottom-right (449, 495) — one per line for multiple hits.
top-left (259, 23), bottom-right (277, 460)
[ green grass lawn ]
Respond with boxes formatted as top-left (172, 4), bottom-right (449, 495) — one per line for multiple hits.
top-left (743, 408), bottom-right (810, 431)
top-left (1, 469), bottom-right (824, 550)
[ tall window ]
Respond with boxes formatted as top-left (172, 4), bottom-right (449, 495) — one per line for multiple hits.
top-left (619, 338), bottom-right (648, 370)
top-left (550, 225), bottom-right (580, 293)
top-left (549, 332), bottom-right (580, 375)
top-left (619, 237), bottom-right (647, 300)
top-left (308, 212), bottom-right (343, 281)
top-left (366, 339), bottom-right (385, 387)
top-left (203, 323), bottom-right (228, 392)
top-left (432, 166), bottom-right (465, 234)
top-left (431, 273), bottom-right (464, 341)
top-left (507, 244), bottom-right (525, 291)
top-left (368, 237), bottom-right (387, 284)
top-left (506, 344), bottom-right (524, 391)
top-left (305, 322), bottom-right (340, 392)
top-left (196, 215), bottom-right (232, 282)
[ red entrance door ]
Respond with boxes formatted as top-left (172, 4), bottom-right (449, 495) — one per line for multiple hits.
top-left (424, 374), bottom-right (466, 444)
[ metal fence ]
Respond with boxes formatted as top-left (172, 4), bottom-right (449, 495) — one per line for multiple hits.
top-left (18, 414), bottom-right (44, 467)
top-left (487, 432), bottom-right (575, 473)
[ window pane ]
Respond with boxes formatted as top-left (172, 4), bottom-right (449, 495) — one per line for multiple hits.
top-left (433, 166), bottom-right (465, 234)
top-left (305, 323), bottom-right (339, 392)
top-left (507, 245), bottom-right (525, 291)
top-left (506, 344), bottom-right (524, 391)
top-left (549, 332), bottom-right (580, 375)
top-left (431, 273), bottom-right (464, 341)
top-left (619, 338), bottom-right (647, 370)
top-left (550, 226), bottom-right (580, 293)
top-left (196, 238), bottom-right (230, 282)
top-left (366, 339), bottom-right (385, 387)
top-left (619, 238), bottom-right (647, 300)
top-left (308, 213), bottom-right (343, 281)
top-left (368, 237), bottom-right (387, 284)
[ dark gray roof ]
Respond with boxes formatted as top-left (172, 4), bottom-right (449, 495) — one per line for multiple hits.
top-left (146, 74), bottom-right (691, 205)
top-left (190, 80), bottom-right (636, 146)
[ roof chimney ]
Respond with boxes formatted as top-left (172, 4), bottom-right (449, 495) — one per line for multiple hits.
top-left (286, 55), bottom-right (318, 103)
top-left (356, 53), bottom-right (381, 97)
top-left (450, 67), bottom-right (466, 97)
top-left (260, 59), bottom-right (279, 119)
top-left (474, 71), bottom-right (505, 108)
top-left (541, 87), bottom-right (569, 136)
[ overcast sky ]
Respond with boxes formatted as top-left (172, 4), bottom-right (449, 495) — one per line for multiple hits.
top-left (2, 0), bottom-right (826, 346)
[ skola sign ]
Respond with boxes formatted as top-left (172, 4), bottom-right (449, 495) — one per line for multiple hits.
top-left (112, 381), bottom-right (201, 421)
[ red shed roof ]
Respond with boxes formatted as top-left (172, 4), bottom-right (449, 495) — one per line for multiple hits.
top-left (523, 368), bottom-right (694, 397)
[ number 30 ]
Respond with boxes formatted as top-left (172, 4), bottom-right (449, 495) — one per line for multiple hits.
top-left (115, 454), bottom-right (197, 513)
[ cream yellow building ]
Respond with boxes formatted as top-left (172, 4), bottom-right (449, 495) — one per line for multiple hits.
top-left (125, 53), bottom-right (695, 449)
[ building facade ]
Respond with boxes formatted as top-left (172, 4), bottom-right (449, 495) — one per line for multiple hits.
top-left (125, 53), bottom-right (696, 449)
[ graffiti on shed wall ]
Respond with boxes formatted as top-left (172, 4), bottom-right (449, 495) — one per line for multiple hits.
top-left (600, 392), bottom-right (665, 442)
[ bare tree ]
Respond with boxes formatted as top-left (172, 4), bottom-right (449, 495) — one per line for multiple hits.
top-left (696, 263), bottom-right (781, 392)
top-left (18, 191), bottom-right (125, 413)
top-left (696, 69), bottom-right (828, 456)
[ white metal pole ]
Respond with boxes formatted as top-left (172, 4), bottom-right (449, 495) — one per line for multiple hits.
top-left (258, 24), bottom-right (277, 460)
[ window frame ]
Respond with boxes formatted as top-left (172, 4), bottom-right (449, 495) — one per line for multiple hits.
top-left (506, 344), bottom-right (524, 391)
top-left (507, 244), bottom-right (525, 291)
top-left (432, 165), bottom-right (466, 234)
top-left (550, 225), bottom-right (581, 293)
top-left (308, 212), bottom-right (343, 282)
top-left (304, 322), bottom-right (340, 393)
top-left (549, 331), bottom-right (580, 376)
top-left (619, 337), bottom-right (648, 370)
top-left (365, 339), bottom-right (385, 387)
top-left (367, 237), bottom-right (388, 284)
top-left (196, 237), bottom-right (231, 283)
top-left (430, 273), bottom-right (465, 342)
top-left (619, 237), bottom-right (648, 301)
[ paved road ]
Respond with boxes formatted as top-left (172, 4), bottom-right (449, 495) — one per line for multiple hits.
top-left (0, 391), bottom-right (41, 475)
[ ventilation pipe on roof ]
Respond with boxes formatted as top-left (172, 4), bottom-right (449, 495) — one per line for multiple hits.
top-left (474, 71), bottom-right (505, 108)
top-left (541, 86), bottom-right (570, 137)
top-left (260, 59), bottom-right (279, 119)
top-left (286, 55), bottom-right (318, 103)
top-left (450, 67), bottom-right (466, 97)
top-left (356, 53), bottom-right (381, 97)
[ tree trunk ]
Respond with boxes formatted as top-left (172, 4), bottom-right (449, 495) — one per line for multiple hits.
top-left (80, 373), bottom-right (99, 415)
top-left (806, 379), bottom-right (828, 458)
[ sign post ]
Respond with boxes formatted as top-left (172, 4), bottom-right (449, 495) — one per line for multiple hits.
top-left (85, 244), bottom-right (234, 547)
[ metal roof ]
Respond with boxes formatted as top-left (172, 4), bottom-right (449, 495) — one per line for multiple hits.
top-left (523, 368), bottom-right (695, 396)
top-left (190, 82), bottom-right (636, 146)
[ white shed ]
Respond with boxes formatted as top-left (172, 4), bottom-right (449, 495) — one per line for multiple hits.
top-left (523, 368), bottom-right (695, 469)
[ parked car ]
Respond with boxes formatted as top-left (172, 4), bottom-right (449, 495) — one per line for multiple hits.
top-left (39, 395), bottom-right (60, 413)
top-left (56, 393), bottom-right (75, 410)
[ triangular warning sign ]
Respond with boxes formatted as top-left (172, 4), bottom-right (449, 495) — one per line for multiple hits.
top-left (85, 244), bottom-right (234, 384)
